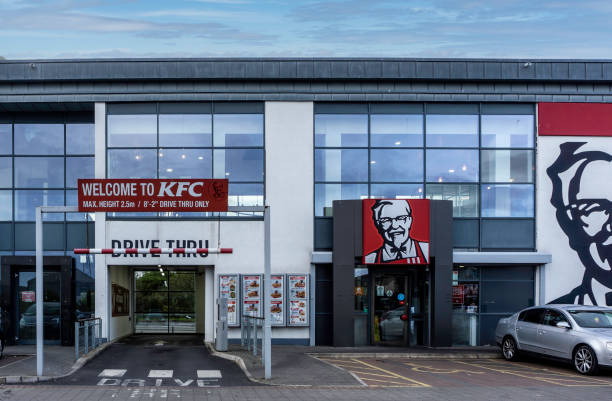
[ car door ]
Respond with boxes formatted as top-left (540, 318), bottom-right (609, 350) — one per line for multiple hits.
top-left (515, 308), bottom-right (545, 352)
top-left (537, 309), bottom-right (575, 359)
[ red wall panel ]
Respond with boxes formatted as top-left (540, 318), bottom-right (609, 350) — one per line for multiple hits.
top-left (538, 102), bottom-right (612, 136)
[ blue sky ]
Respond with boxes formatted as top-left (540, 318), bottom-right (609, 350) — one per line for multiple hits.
top-left (1, 0), bottom-right (611, 59)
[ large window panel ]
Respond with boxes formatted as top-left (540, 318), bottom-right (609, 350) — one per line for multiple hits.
top-left (370, 149), bottom-right (423, 182)
top-left (14, 124), bottom-right (64, 155)
top-left (370, 114), bottom-right (423, 147)
top-left (481, 150), bottom-right (533, 183)
top-left (315, 149), bottom-right (368, 182)
top-left (213, 149), bottom-right (263, 182)
top-left (213, 114), bottom-right (263, 147)
top-left (107, 115), bottom-right (157, 147)
top-left (159, 114), bottom-right (211, 147)
top-left (426, 149), bottom-right (478, 183)
top-left (481, 115), bottom-right (534, 148)
top-left (159, 149), bottom-right (212, 179)
top-left (370, 184), bottom-right (423, 199)
top-left (66, 124), bottom-right (95, 155)
top-left (15, 190), bottom-right (64, 221)
top-left (426, 184), bottom-right (478, 217)
top-left (224, 183), bottom-right (264, 216)
top-left (426, 115), bottom-right (478, 147)
top-left (66, 190), bottom-right (90, 221)
top-left (315, 183), bottom-right (368, 217)
top-left (481, 184), bottom-right (534, 217)
top-left (0, 124), bottom-right (11, 155)
top-left (66, 157), bottom-right (94, 188)
top-left (0, 157), bottom-right (11, 187)
top-left (108, 149), bottom-right (157, 179)
top-left (14, 157), bottom-right (64, 188)
top-left (315, 114), bottom-right (368, 147)
top-left (0, 191), bottom-right (11, 220)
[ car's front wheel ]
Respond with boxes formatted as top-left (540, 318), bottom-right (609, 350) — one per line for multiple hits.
top-left (501, 336), bottom-right (519, 361)
top-left (574, 345), bottom-right (598, 375)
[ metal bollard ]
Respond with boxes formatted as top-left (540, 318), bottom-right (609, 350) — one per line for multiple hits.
top-left (253, 320), bottom-right (258, 356)
top-left (98, 318), bottom-right (102, 345)
top-left (75, 322), bottom-right (79, 360)
top-left (84, 321), bottom-right (89, 354)
top-left (246, 318), bottom-right (251, 351)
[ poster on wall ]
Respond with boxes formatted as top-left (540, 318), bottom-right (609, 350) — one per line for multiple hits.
top-left (362, 199), bottom-right (430, 265)
top-left (242, 275), bottom-right (262, 318)
top-left (112, 284), bottom-right (129, 316)
top-left (451, 285), bottom-right (464, 305)
top-left (218, 274), bottom-right (240, 327)
top-left (269, 275), bottom-right (285, 326)
top-left (287, 274), bottom-right (309, 326)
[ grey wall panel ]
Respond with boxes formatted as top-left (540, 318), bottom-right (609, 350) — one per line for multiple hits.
top-left (535, 63), bottom-right (552, 79)
top-left (481, 219), bottom-right (535, 250)
top-left (66, 222), bottom-right (94, 250)
top-left (314, 218), bottom-right (333, 250)
top-left (586, 63), bottom-right (603, 80)
top-left (452, 219), bottom-right (479, 249)
top-left (0, 223), bottom-right (12, 250)
top-left (15, 222), bottom-right (65, 251)
top-left (569, 63), bottom-right (586, 79)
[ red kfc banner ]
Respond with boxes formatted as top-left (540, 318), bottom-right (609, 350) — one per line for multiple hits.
top-left (78, 179), bottom-right (228, 212)
top-left (538, 102), bottom-right (612, 137)
top-left (362, 199), bottom-right (430, 265)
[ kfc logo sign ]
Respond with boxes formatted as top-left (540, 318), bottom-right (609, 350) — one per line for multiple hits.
top-left (363, 199), bottom-right (430, 265)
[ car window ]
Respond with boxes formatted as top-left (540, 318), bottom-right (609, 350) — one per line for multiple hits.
top-left (522, 308), bottom-right (544, 324)
top-left (518, 310), bottom-right (527, 321)
top-left (569, 310), bottom-right (612, 328)
top-left (543, 309), bottom-right (568, 327)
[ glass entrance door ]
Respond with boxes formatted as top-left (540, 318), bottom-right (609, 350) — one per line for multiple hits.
top-left (15, 271), bottom-right (61, 344)
top-left (373, 274), bottom-right (412, 346)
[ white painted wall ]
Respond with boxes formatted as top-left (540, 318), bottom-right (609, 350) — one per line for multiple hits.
top-left (108, 266), bottom-right (132, 339)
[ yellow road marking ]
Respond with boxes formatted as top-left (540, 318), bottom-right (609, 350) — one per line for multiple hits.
top-left (350, 358), bottom-right (431, 388)
top-left (360, 377), bottom-right (419, 385)
top-left (472, 360), bottom-right (612, 384)
top-left (403, 361), bottom-right (486, 374)
top-left (350, 370), bottom-right (398, 378)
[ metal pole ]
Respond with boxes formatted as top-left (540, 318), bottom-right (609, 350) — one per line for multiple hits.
top-left (35, 206), bottom-right (43, 377)
top-left (263, 204), bottom-right (271, 379)
top-left (75, 322), bottom-right (79, 360)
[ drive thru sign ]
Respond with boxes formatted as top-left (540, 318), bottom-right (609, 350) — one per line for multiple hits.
top-left (78, 179), bottom-right (228, 212)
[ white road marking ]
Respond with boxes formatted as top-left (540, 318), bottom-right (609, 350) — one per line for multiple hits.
top-left (98, 369), bottom-right (127, 377)
top-left (148, 370), bottom-right (174, 378)
top-left (197, 370), bottom-right (222, 379)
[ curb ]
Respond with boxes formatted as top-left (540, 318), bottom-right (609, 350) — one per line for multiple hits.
top-left (204, 342), bottom-right (271, 385)
top-left (307, 352), bottom-right (501, 359)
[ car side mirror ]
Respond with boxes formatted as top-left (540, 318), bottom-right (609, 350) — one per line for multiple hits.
top-left (556, 321), bottom-right (571, 329)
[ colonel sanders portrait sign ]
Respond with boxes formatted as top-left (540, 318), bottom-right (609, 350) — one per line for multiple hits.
top-left (363, 199), bottom-right (430, 265)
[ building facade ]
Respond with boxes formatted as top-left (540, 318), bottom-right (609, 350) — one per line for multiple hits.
top-left (0, 58), bottom-right (610, 348)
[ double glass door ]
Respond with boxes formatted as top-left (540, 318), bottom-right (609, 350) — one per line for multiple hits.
top-left (373, 274), bottom-right (415, 346)
top-left (15, 271), bottom-right (61, 344)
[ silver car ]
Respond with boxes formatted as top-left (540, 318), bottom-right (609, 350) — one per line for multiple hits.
top-left (495, 304), bottom-right (612, 375)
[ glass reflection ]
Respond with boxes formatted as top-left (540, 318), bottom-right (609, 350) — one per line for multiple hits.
top-left (107, 115), bottom-right (157, 147)
top-left (426, 115), bottom-right (478, 147)
top-left (481, 184), bottom-right (534, 217)
top-left (14, 124), bottom-right (64, 155)
top-left (66, 124), bottom-right (95, 155)
top-left (370, 184), bottom-right (423, 199)
top-left (481, 115), bottom-right (534, 148)
top-left (213, 149), bottom-right (264, 181)
top-left (159, 149), bottom-right (212, 179)
top-left (0, 124), bottom-right (11, 155)
top-left (213, 114), bottom-right (263, 147)
top-left (315, 149), bottom-right (368, 182)
top-left (481, 150), bottom-right (533, 183)
top-left (315, 114), bottom-right (368, 147)
top-left (426, 149), bottom-right (478, 182)
top-left (15, 190), bottom-right (64, 221)
top-left (315, 183), bottom-right (368, 216)
top-left (0, 157), bottom-right (11, 187)
top-left (66, 157), bottom-right (94, 188)
top-left (159, 114), bottom-right (211, 147)
top-left (108, 149), bottom-right (157, 179)
top-left (0, 190), bottom-right (11, 220)
top-left (14, 157), bottom-right (64, 188)
top-left (370, 149), bottom-right (423, 182)
top-left (371, 114), bottom-right (423, 147)
top-left (66, 190), bottom-right (91, 221)
top-left (426, 184), bottom-right (478, 217)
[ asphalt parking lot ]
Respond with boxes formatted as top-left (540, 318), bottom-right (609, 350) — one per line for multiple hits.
top-left (313, 356), bottom-right (612, 388)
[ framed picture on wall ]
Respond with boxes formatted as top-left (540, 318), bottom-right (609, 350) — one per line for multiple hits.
top-left (112, 283), bottom-right (130, 316)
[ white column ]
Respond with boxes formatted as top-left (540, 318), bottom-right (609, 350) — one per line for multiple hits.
top-left (205, 268), bottom-right (215, 342)
top-left (93, 102), bottom-right (109, 339)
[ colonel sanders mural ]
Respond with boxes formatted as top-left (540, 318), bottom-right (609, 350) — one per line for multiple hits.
top-left (547, 142), bottom-right (612, 305)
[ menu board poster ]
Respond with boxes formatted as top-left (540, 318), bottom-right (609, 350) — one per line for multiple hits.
top-left (218, 274), bottom-right (239, 326)
top-left (287, 274), bottom-right (309, 326)
top-left (269, 274), bottom-right (285, 326)
top-left (242, 274), bottom-right (262, 317)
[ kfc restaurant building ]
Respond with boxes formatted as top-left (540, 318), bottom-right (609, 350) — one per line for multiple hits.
top-left (0, 58), bottom-right (611, 349)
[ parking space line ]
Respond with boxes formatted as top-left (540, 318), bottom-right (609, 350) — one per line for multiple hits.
top-left (350, 358), bottom-right (431, 388)
top-left (350, 370), bottom-right (399, 378)
top-left (471, 360), bottom-right (612, 384)
top-left (403, 361), bottom-right (486, 374)
top-left (98, 369), bottom-right (127, 378)
top-left (360, 377), bottom-right (420, 386)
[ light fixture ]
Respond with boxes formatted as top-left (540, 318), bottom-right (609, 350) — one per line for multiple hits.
top-left (448, 169), bottom-right (455, 173)
top-left (135, 155), bottom-right (141, 160)
top-left (181, 154), bottom-right (186, 159)
top-left (438, 177), bottom-right (443, 182)
top-left (225, 172), bottom-right (230, 176)
top-left (370, 160), bottom-right (376, 164)
top-left (395, 141), bottom-right (401, 145)
top-left (418, 188), bottom-right (423, 193)
top-left (461, 165), bottom-right (467, 171)
top-left (487, 186), bottom-right (491, 190)
top-left (166, 168), bottom-right (173, 172)
top-left (198, 156), bottom-right (204, 160)
top-left (159, 152), bottom-right (163, 157)
top-left (509, 178), bottom-right (515, 182)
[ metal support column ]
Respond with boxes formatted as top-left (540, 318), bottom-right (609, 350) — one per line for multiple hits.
top-left (263, 204), bottom-right (271, 379)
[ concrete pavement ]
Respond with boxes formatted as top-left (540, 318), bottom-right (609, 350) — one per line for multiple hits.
top-left (0, 345), bottom-right (77, 382)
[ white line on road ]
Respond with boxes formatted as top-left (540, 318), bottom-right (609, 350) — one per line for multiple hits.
top-left (197, 370), bottom-right (222, 379)
top-left (148, 370), bottom-right (174, 378)
top-left (98, 369), bottom-right (127, 377)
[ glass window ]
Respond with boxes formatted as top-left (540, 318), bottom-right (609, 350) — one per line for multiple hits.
top-left (0, 190), bottom-right (11, 220)
top-left (14, 124), bottom-right (64, 155)
top-left (15, 190), bottom-right (64, 221)
top-left (426, 149), bottom-right (478, 182)
top-left (169, 272), bottom-right (195, 291)
top-left (315, 149), bottom-right (368, 182)
top-left (107, 115), bottom-right (157, 148)
top-left (426, 184), bottom-right (478, 217)
top-left (315, 114), bottom-right (368, 147)
top-left (108, 149), bottom-right (157, 179)
top-left (426, 115), bottom-right (478, 147)
top-left (354, 268), bottom-right (369, 312)
top-left (66, 157), bottom-right (94, 188)
top-left (14, 157), bottom-right (64, 188)
top-left (370, 149), bottom-right (423, 182)
top-left (457, 266), bottom-right (480, 281)
top-left (0, 157), bottom-right (11, 187)
top-left (0, 124), bottom-right (11, 154)
top-left (213, 149), bottom-right (263, 182)
top-left (370, 114), bottom-right (423, 147)
top-left (370, 184), bottom-right (423, 199)
top-left (569, 311), bottom-right (612, 328)
top-left (481, 115), bottom-right (534, 148)
top-left (228, 183), bottom-right (264, 211)
top-left (159, 114), bottom-right (211, 147)
top-left (213, 114), bottom-right (263, 147)
top-left (481, 184), bottom-right (534, 217)
top-left (159, 149), bottom-right (212, 179)
top-left (481, 150), bottom-right (533, 183)
top-left (66, 124), bottom-right (94, 154)
top-left (543, 310), bottom-right (569, 327)
top-left (315, 183), bottom-right (368, 217)
top-left (520, 308), bottom-right (544, 324)
top-left (66, 190), bottom-right (90, 221)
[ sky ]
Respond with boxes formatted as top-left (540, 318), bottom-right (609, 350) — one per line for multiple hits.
top-left (1, 0), bottom-right (612, 60)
